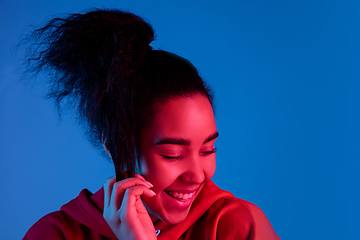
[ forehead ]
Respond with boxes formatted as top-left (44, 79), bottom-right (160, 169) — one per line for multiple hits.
top-left (141, 94), bottom-right (217, 143)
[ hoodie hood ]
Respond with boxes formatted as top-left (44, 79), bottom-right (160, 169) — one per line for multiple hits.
top-left (60, 180), bottom-right (234, 239)
top-left (60, 187), bottom-right (117, 239)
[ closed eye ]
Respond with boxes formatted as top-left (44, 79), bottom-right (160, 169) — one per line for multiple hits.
top-left (200, 148), bottom-right (217, 156)
top-left (160, 154), bottom-right (183, 160)
top-left (160, 148), bottom-right (216, 160)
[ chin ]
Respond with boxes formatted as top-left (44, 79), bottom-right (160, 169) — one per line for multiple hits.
top-left (145, 203), bottom-right (191, 225)
top-left (161, 210), bottom-right (189, 225)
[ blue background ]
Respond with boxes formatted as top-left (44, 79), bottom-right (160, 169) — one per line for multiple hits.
top-left (1, 0), bottom-right (359, 239)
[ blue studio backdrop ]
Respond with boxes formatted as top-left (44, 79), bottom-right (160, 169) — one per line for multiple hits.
top-left (0, 0), bottom-right (359, 239)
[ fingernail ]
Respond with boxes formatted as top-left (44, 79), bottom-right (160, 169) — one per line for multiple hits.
top-left (135, 174), bottom-right (146, 181)
top-left (145, 181), bottom-right (153, 188)
top-left (150, 189), bottom-right (156, 196)
top-left (135, 174), bottom-right (153, 187)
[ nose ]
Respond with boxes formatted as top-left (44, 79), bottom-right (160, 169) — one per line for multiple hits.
top-left (180, 154), bottom-right (205, 184)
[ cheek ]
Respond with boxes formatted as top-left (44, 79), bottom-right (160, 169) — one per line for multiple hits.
top-left (139, 150), bottom-right (158, 176)
top-left (139, 156), bottom-right (177, 189)
top-left (139, 156), bottom-right (157, 182)
top-left (205, 158), bottom-right (216, 180)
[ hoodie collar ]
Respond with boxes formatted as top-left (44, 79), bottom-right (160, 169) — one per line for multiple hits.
top-left (156, 180), bottom-right (234, 239)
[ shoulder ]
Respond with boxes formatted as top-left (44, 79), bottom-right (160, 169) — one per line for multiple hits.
top-left (23, 211), bottom-right (70, 240)
top-left (23, 188), bottom-right (111, 240)
top-left (209, 197), bottom-right (280, 240)
top-left (23, 209), bottom-right (94, 240)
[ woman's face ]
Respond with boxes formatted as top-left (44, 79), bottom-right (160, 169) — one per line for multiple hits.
top-left (138, 93), bottom-right (218, 224)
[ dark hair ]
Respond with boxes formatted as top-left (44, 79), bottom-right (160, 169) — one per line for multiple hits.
top-left (24, 9), bottom-right (213, 180)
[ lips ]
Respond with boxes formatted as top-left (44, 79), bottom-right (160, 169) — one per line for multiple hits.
top-left (164, 190), bottom-right (195, 201)
top-left (162, 189), bottom-right (196, 210)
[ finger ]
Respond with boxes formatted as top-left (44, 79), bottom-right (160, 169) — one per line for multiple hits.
top-left (120, 186), bottom-right (156, 217)
top-left (135, 174), bottom-right (146, 181)
top-left (135, 174), bottom-right (153, 188)
top-left (109, 178), bottom-right (154, 211)
top-left (104, 176), bottom-right (116, 209)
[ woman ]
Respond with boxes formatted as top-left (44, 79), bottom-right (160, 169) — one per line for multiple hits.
top-left (23, 9), bottom-right (280, 240)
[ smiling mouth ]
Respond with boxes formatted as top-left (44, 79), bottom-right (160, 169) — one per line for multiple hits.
top-left (164, 190), bottom-right (195, 201)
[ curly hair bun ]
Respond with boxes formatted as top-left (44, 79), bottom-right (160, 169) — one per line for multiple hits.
top-left (26, 9), bottom-right (154, 179)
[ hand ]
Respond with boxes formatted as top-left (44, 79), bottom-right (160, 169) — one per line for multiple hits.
top-left (103, 175), bottom-right (157, 240)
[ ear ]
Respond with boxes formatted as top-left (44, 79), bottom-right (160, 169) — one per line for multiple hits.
top-left (102, 133), bottom-right (112, 159)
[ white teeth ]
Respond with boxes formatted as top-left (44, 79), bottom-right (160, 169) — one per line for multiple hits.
top-left (166, 190), bottom-right (195, 200)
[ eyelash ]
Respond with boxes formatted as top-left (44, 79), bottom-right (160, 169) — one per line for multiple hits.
top-left (201, 148), bottom-right (217, 156)
top-left (160, 155), bottom-right (183, 160)
top-left (160, 148), bottom-right (217, 160)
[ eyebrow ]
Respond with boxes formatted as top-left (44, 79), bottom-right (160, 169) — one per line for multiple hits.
top-left (154, 132), bottom-right (219, 146)
top-left (203, 132), bottom-right (219, 144)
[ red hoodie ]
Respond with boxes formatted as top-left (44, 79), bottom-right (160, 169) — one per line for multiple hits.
top-left (23, 180), bottom-right (280, 240)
